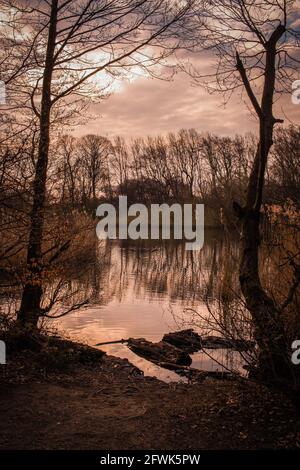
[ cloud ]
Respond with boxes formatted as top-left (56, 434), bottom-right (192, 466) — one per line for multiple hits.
top-left (74, 70), bottom-right (300, 139)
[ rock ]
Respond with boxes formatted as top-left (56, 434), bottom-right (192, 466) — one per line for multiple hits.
top-left (162, 329), bottom-right (202, 353)
top-left (127, 338), bottom-right (192, 366)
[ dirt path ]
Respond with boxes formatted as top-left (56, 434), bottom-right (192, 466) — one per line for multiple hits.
top-left (0, 341), bottom-right (299, 450)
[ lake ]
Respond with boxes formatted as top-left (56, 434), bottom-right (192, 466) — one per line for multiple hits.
top-left (52, 229), bottom-right (250, 382)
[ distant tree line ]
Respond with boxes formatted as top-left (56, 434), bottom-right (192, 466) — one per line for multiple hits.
top-left (1, 126), bottom-right (299, 228)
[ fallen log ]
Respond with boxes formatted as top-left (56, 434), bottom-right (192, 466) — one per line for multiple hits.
top-left (162, 329), bottom-right (202, 353)
top-left (155, 361), bottom-right (233, 381)
top-left (201, 335), bottom-right (255, 351)
top-left (127, 338), bottom-right (192, 366)
top-left (95, 339), bottom-right (128, 347)
top-left (163, 329), bottom-right (254, 352)
top-left (95, 330), bottom-right (254, 362)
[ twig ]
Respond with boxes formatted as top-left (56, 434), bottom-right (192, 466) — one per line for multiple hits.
top-left (95, 339), bottom-right (129, 347)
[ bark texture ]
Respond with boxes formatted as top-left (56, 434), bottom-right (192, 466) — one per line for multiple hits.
top-left (235, 25), bottom-right (294, 385)
top-left (18, 0), bottom-right (58, 329)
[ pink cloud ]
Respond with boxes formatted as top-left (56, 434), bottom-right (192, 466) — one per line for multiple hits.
top-left (75, 71), bottom-right (300, 139)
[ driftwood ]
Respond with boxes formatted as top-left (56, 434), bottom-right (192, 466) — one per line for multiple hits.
top-left (94, 332), bottom-right (242, 382)
top-left (95, 339), bottom-right (128, 347)
top-left (162, 329), bottom-right (202, 353)
top-left (127, 338), bottom-right (192, 366)
top-left (157, 362), bottom-right (233, 381)
top-left (95, 330), bottom-right (254, 354)
top-left (95, 330), bottom-right (254, 377)
top-left (163, 329), bottom-right (254, 352)
top-left (201, 335), bottom-right (255, 351)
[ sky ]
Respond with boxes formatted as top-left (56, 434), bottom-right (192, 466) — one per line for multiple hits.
top-left (74, 66), bottom-right (300, 140)
top-left (73, 0), bottom-right (300, 141)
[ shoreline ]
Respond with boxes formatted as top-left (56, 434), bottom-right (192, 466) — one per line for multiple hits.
top-left (0, 335), bottom-right (299, 450)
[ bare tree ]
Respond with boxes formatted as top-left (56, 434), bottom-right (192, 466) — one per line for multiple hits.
top-left (110, 136), bottom-right (130, 189)
top-left (55, 135), bottom-right (79, 208)
top-left (201, 133), bottom-right (254, 224)
top-left (270, 125), bottom-right (300, 205)
top-left (167, 129), bottom-right (202, 200)
top-left (78, 134), bottom-right (112, 207)
top-left (191, 0), bottom-right (300, 387)
top-left (1, 0), bottom-right (195, 329)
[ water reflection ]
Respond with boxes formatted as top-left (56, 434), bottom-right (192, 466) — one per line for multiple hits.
top-left (59, 230), bottom-right (240, 305)
top-left (54, 229), bottom-right (249, 381)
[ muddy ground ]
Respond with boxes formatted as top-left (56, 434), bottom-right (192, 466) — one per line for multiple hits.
top-left (0, 338), bottom-right (299, 450)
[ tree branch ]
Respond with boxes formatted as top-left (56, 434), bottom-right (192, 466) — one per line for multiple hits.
top-left (236, 51), bottom-right (262, 119)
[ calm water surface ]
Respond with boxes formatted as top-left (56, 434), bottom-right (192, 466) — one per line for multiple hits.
top-left (54, 230), bottom-right (246, 382)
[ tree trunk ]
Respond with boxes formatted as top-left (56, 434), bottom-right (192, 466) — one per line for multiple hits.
top-left (18, 0), bottom-right (58, 330)
top-left (235, 25), bottom-right (294, 385)
top-left (239, 143), bottom-right (290, 383)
